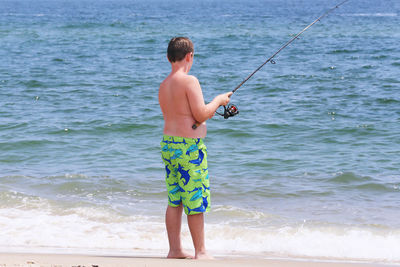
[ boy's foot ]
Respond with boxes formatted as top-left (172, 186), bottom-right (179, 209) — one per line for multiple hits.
top-left (167, 250), bottom-right (194, 259)
top-left (195, 252), bottom-right (214, 260)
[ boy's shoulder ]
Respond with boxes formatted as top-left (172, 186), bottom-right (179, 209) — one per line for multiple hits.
top-left (184, 74), bottom-right (200, 86)
top-left (160, 73), bottom-right (199, 91)
top-left (171, 73), bottom-right (199, 88)
top-left (174, 72), bottom-right (198, 81)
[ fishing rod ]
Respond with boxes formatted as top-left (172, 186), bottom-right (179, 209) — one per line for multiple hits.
top-left (192, 0), bottom-right (350, 130)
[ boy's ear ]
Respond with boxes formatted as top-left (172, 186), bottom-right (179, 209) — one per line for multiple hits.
top-left (185, 52), bottom-right (192, 62)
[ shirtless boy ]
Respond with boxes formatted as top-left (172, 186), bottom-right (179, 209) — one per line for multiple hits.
top-left (159, 37), bottom-right (232, 259)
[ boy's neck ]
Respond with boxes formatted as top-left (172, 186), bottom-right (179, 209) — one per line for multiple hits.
top-left (171, 62), bottom-right (191, 74)
top-left (170, 53), bottom-right (193, 74)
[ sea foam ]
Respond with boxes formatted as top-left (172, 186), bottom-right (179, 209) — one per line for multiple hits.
top-left (0, 206), bottom-right (399, 263)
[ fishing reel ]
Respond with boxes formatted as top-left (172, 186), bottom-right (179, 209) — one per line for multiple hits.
top-left (192, 103), bottom-right (239, 129)
top-left (216, 104), bottom-right (239, 119)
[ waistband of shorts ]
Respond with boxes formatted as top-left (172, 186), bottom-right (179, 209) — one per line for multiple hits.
top-left (161, 134), bottom-right (203, 145)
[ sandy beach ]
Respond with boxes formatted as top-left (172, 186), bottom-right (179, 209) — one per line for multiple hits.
top-left (0, 253), bottom-right (394, 267)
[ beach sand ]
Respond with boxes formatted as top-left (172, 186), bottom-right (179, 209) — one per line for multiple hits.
top-left (0, 253), bottom-right (392, 267)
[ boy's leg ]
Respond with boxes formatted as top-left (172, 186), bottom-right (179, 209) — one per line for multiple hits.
top-left (187, 213), bottom-right (213, 259)
top-left (165, 204), bottom-right (193, 259)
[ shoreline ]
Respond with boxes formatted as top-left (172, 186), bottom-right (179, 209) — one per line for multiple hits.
top-left (0, 252), bottom-right (396, 267)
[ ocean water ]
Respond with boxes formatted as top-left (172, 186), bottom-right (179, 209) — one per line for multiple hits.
top-left (1, 0), bottom-right (400, 263)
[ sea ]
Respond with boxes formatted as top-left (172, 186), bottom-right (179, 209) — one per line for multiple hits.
top-left (1, 0), bottom-right (399, 264)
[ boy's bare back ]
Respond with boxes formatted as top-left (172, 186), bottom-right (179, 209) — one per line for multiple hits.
top-left (159, 71), bottom-right (208, 138)
top-left (159, 36), bottom-right (231, 139)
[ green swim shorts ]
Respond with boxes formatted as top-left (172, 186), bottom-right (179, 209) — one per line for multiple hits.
top-left (161, 135), bottom-right (210, 215)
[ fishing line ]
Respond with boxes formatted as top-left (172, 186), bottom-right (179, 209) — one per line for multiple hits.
top-left (192, 0), bottom-right (350, 130)
top-left (232, 0), bottom-right (350, 94)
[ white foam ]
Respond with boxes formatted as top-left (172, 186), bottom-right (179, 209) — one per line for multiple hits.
top-left (0, 207), bottom-right (167, 254)
top-left (348, 13), bottom-right (398, 17)
top-left (205, 224), bottom-right (400, 263)
top-left (0, 207), bottom-right (399, 263)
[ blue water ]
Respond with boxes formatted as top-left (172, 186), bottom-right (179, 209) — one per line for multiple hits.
top-left (1, 0), bottom-right (400, 262)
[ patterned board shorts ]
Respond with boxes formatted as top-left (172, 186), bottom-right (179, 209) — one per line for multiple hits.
top-left (160, 135), bottom-right (210, 215)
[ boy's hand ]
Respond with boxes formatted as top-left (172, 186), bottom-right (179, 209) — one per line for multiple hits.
top-left (192, 91), bottom-right (234, 130)
top-left (218, 92), bottom-right (233, 106)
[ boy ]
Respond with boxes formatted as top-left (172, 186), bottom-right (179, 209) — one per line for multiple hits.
top-left (159, 37), bottom-right (232, 259)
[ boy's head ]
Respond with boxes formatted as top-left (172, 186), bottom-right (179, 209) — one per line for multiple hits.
top-left (167, 37), bottom-right (194, 63)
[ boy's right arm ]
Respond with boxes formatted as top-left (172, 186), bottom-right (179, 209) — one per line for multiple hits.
top-left (186, 76), bottom-right (232, 124)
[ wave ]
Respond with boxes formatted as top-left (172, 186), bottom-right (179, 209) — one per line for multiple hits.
top-left (355, 182), bottom-right (393, 192)
top-left (0, 139), bottom-right (58, 152)
top-left (60, 23), bottom-right (104, 30)
top-left (328, 172), bottom-right (370, 183)
top-left (376, 97), bottom-right (400, 105)
top-left (346, 13), bottom-right (398, 17)
top-left (21, 80), bottom-right (47, 88)
top-left (44, 121), bottom-right (157, 136)
top-left (206, 223), bottom-right (400, 263)
top-left (0, 206), bottom-right (166, 255)
top-left (0, 205), bottom-right (399, 263)
top-left (327, 172), bottom-right (398, 193)
top-left (328, 49), bottom-right (361, 54)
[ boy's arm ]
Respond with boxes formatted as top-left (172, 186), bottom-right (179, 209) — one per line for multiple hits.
top-left (186, 76), bottom-right (232, 124)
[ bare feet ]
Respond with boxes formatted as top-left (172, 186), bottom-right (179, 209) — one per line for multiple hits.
top-left (195, 251), bottom-right (214, 260)
top-left (167, 250), bottom-right (194, 259)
